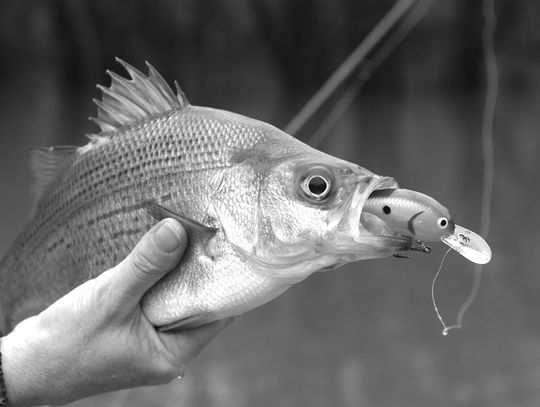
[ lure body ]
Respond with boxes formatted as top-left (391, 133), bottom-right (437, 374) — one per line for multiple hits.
top-left (363, 188), bottom-right (455, 241)
top-left (364, 188), bottom-right (491, 264)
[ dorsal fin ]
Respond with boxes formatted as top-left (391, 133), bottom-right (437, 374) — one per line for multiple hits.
top-left (89, 58), bottom-right (189, 136)
top-left (26, 146), bottom-right (78, 218)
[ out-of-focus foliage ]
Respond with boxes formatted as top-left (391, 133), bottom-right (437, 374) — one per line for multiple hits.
top-left (1, 1), bottom-right (539, 406)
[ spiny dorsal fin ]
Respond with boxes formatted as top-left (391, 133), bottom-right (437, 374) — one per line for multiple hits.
top-left (26, 146), bottom-right (78, 218)
top-left (89, 58), bottom-right (189, 135)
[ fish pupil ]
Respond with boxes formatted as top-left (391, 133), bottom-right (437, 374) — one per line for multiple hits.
top-left (383, 205), bottom-right (391, 214)
top-left (308, 176), bottom-right (328, 195)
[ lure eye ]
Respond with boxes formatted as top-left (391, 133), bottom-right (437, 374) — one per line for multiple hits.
top-left (302, 174), bottom-right (332, 200)
top-left (437, 217), bottom-right (449, 229)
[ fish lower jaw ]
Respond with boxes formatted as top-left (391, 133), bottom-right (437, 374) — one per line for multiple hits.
top-left (316, 233), bottom-right (411, 263)
top-left (248, 254), bottom-right (338, 283)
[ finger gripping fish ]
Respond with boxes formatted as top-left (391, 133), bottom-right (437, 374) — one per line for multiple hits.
top-left (0, 59), bottom-right (414, 333)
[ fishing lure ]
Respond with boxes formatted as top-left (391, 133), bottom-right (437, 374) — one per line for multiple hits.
top-left (363, 188), bottom-right (491, 264)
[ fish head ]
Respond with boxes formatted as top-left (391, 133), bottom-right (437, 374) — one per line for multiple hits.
top-left (243, 148), bottom-right (412, 281)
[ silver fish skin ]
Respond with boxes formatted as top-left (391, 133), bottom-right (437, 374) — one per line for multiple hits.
top-left (0, 60), bottom-right (411, 332)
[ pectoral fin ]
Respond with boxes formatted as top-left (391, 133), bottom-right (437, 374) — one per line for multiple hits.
top-left (143, 200), bottom-right (218, 240)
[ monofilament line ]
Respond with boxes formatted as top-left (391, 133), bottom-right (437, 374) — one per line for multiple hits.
top-left (431, 247), bottom-right (453, 335)
top-left (432, 0), bottom-right (497, 335)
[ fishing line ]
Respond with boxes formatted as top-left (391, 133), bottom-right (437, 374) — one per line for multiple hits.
top-left (431, 0), bottom-right (497, 335)
top-left (431, 247), bottom-right (453, 335)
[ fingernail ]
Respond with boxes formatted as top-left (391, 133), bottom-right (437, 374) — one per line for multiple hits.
top-left (154, 219), bottom-right (184, 253)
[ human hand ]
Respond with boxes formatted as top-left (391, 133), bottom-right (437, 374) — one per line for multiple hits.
top-left (1, 219), bottom-right (232, 407)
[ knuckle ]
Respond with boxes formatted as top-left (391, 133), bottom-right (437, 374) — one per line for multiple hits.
top-left (89, 277), bottom-right (113, 302)
top-left (130, 247), bottom-right (163, 277)
top-left (147, 341), bottom-right (186, 381)
top-left (151, 357), bottom-right (182, 382)
top-left (84, 278), bottom-right (120, 324)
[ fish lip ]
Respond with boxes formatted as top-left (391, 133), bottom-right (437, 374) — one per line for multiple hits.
top-left (362, 176), bottom-right (399, 205)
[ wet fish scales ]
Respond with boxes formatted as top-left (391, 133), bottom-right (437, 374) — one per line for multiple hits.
top-left (3, 112), bottom-right (255, 322)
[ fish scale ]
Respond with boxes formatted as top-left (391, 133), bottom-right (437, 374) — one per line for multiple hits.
top-left (0, 60), bottom-right (410, 332)
top-left (30, 110), bottom-right (251, 247)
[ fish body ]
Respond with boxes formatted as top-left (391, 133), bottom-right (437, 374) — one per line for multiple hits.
top-left (0, 60), bottom-right (411, 332)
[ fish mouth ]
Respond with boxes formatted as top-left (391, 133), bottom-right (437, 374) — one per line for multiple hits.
top-left (319, 176), bottom-right (412, 260)
top-left (356, 177), bottom-right (413, 249)
top-left (358, 179), bottom-right (406, 241)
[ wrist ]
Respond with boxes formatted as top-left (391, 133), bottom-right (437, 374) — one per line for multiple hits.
top-left (0, 338), bottom-right (7, 407)
top-left (0, 317), bottom-right (50, 407)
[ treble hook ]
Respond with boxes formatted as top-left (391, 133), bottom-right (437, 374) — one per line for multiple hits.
top-left (410, 240), bottom-right (432, 254)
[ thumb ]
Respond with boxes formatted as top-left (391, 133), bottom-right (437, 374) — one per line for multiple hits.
top-left (109, 218), bottom-right (187, 308)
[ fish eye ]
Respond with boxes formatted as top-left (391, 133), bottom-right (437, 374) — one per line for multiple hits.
top-left (437, 217), bottom-right (448, 229)
top-left (308, 175), bottom-right (328, 195)
top-left (302, 174), bottom-right (332, 200)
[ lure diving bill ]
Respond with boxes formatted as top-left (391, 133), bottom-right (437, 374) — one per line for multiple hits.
top-left (363, 188), bottom-right (492, 264)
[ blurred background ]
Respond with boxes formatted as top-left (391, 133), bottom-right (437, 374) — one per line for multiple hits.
top-left (1, 0), bottom-right (539, 406)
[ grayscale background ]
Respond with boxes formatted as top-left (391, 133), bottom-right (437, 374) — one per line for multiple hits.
top-left (0, 1), bottom-right (538, 406)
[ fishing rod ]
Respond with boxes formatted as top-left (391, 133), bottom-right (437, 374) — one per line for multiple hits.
top-left (286, 0), bottom-right (432, 140)
top-left (306, 0), bottom-right (434, 148)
